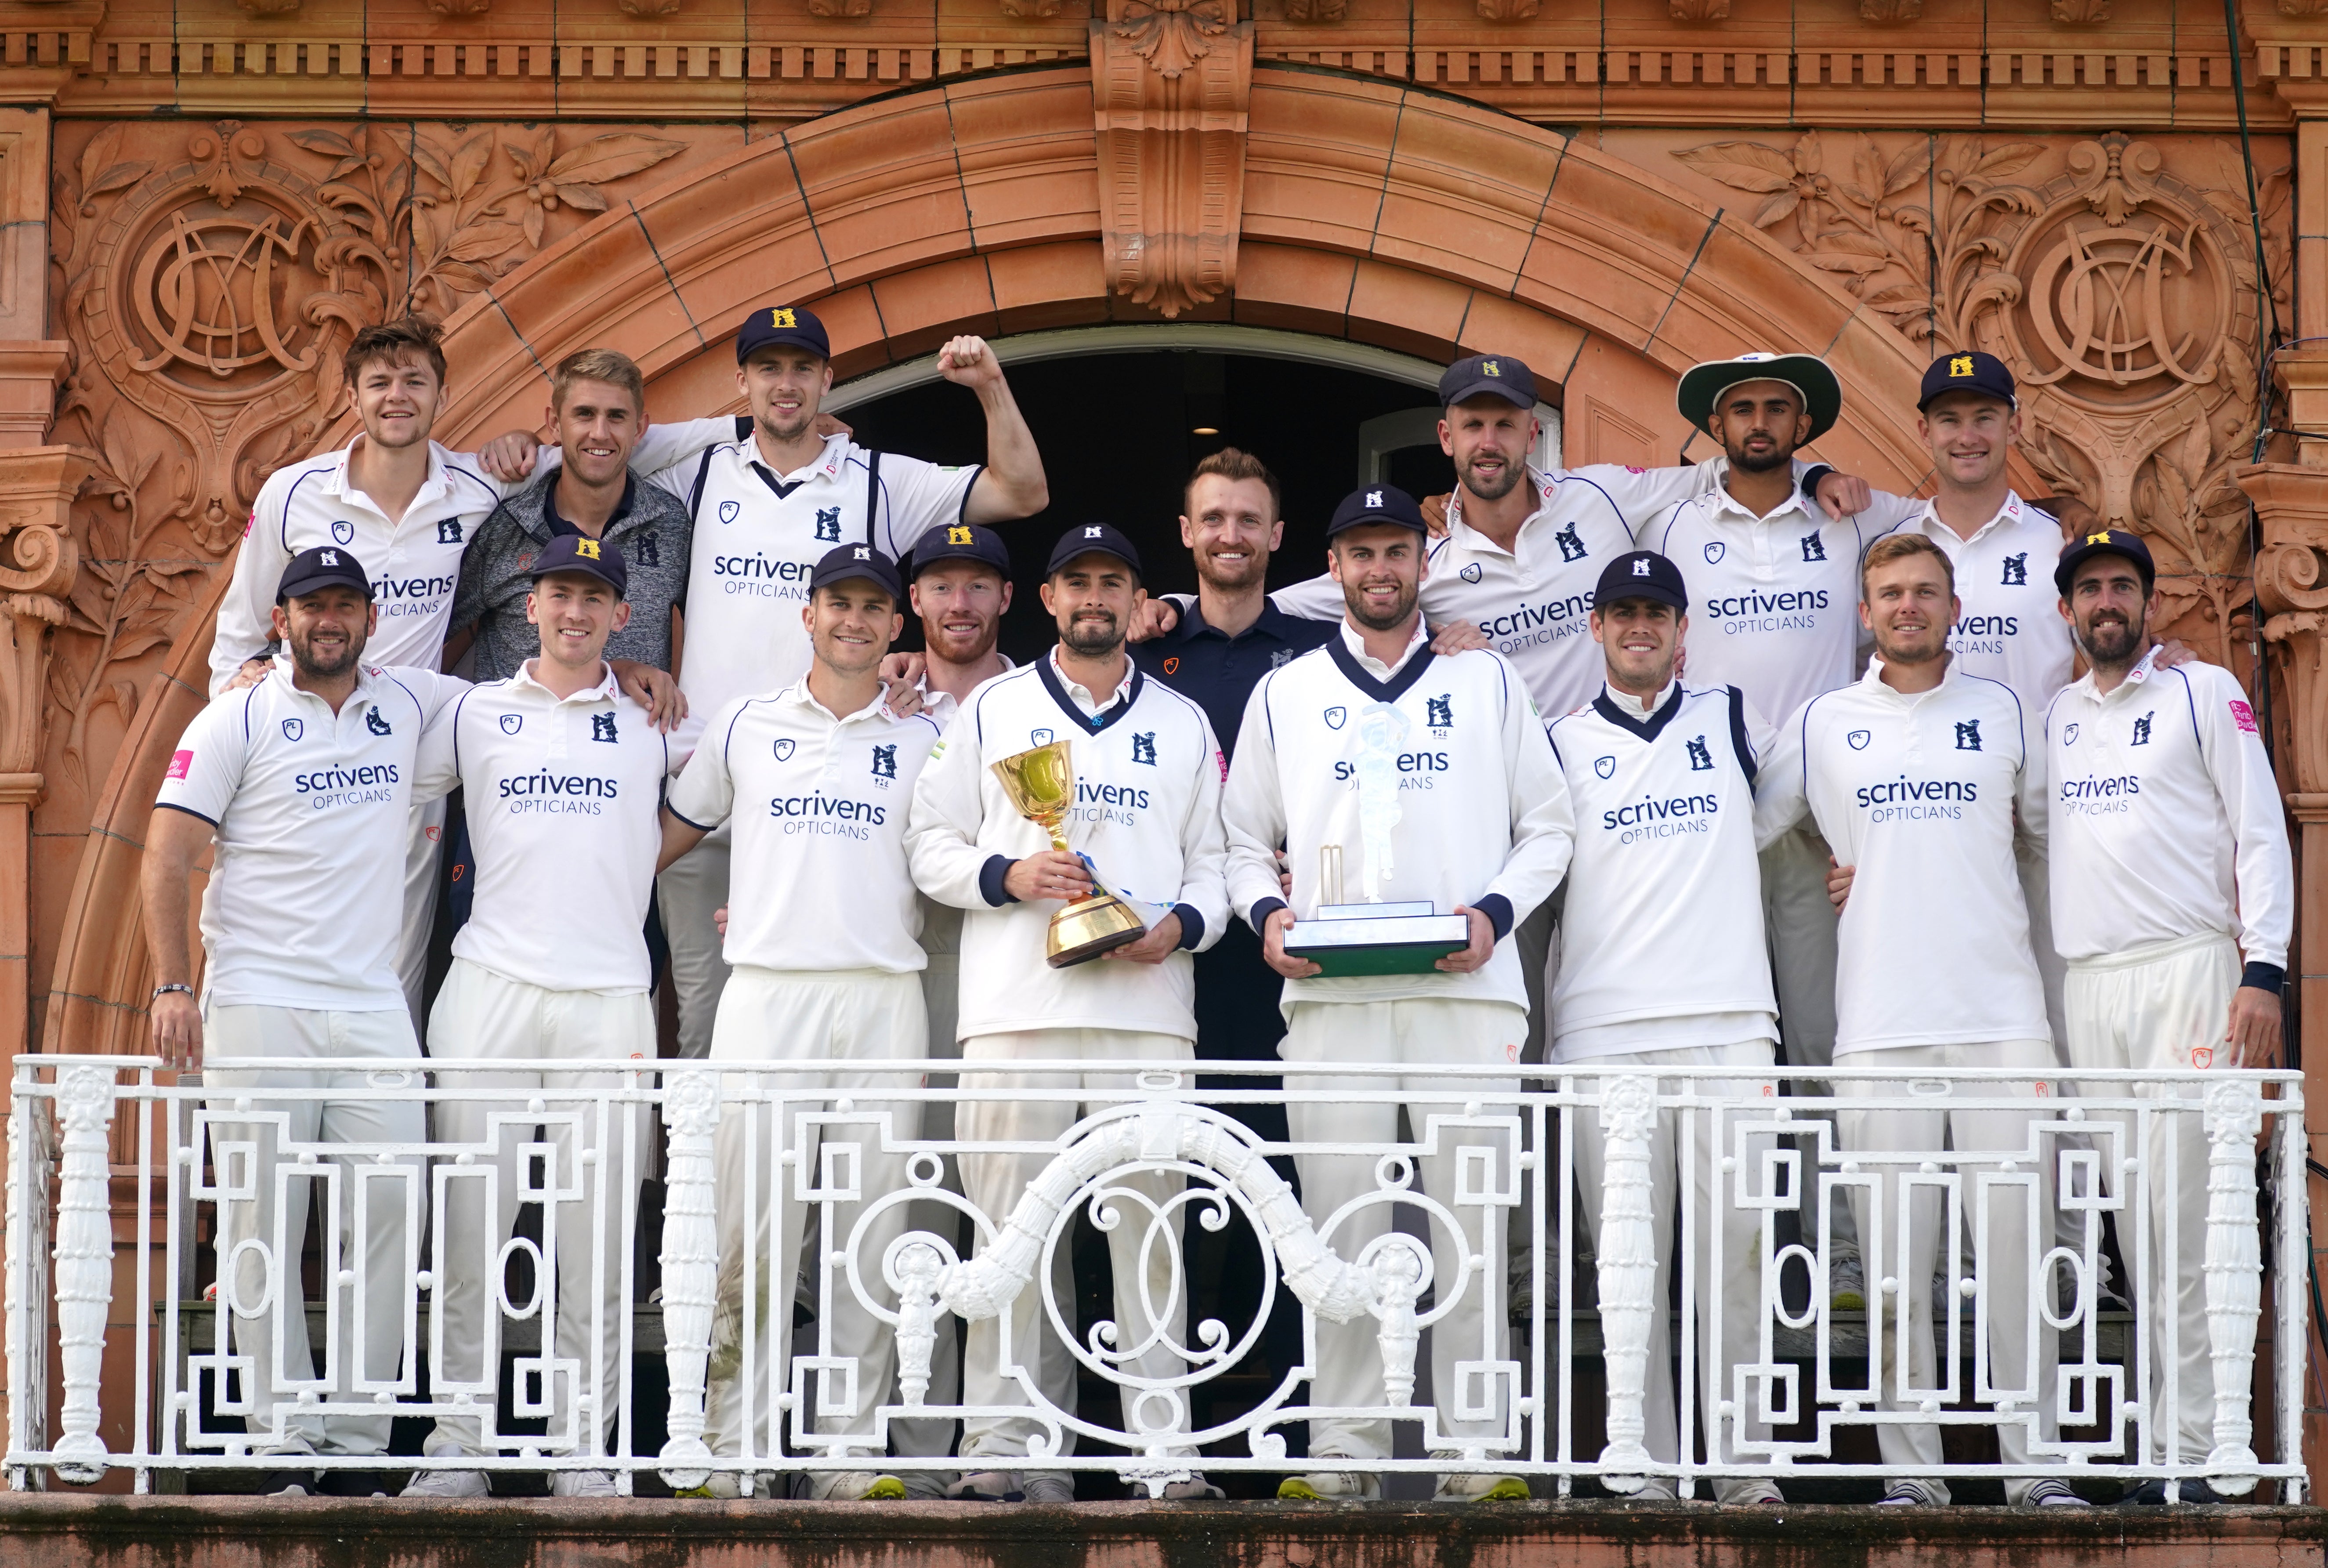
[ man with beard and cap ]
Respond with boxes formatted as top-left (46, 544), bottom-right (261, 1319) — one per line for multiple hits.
top-left (145, 545), bottom-right (466, 1496)
top-left (1644, 350), bottom-right (1885, 1306)
top-left (2043, 527), bottom-right (2292, 1503)
top-left (1222, 485), bottom-right (1573, 1505)
top-left (905, 522), bottom-right (1229, 1505)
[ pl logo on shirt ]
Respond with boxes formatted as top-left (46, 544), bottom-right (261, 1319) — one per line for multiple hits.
top-left (282, 717), bottom-right (304, 742)
top-left (719, 500), bottom-right (741, 525)
top-left (1704, 542), bottom-right (1726, 565)
top-left (1460, 562), bottom-right (1484, 583)
top-left (500, 713), bottom-right (523, 735)
top-left (2063, 723), bottom-right (2079, 746)
top-left (1594, 755), bottom-right (1616, 779)
top-left (774, 738), bottom-right (796, 761)
top-left (1031, 728), bottom-right (1055, 746)
top-left (1847, 728), bottom-right (1871, 750)
top-left (1955, 719), bottom-right (1982, 751)
top-left (331, 521), bottom-right (355, 545)
top-left (1323, 707), bottom-right (1347, 730)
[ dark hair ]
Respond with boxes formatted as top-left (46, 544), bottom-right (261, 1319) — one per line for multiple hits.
top-left (1184, 447), bottom-right (1281, 521)
top-left (343, 315), bottom-right (448, 389)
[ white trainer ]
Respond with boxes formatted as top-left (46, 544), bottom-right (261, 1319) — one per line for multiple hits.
top-left (399, 1469), bottom-right (490, 1499)
top-left (813, 1471), bottom-right (909, 1501)
top-left (550, 1470), bottom-right (619, 1499)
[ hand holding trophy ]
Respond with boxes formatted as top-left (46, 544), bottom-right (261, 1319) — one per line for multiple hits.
top-left (991, 739), bottom-right (1148, 967)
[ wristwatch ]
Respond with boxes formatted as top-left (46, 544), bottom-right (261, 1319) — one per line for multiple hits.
top-left (151, 982), bottom-right (193, 1001)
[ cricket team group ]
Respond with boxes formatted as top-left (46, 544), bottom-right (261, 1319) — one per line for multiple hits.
top-left (137, 301), bottom-right (2291, 1506)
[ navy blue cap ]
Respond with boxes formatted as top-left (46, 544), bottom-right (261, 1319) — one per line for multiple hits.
top-left (1047, 522), bottom-right (1142, 577)
top-left (1595, 550), bottom-right (1688, 614)
top-left (808, 542), bottom-right (903, 601)
top-left (910, 521), bottom-right (1011, 579)
top-left (1919, 349), bottom-right (2017, 411)
top-left (1439, 353), bottom-right (1536, 410)
top-left (277, 545), bottom-right (372, 603)
top-left (2053, 525), bottom-right (2156, 598)
top-left (735, 304), bottom-right (830, 365)
top-left (1327, 484), bottom-right (1428, 538)
top-left (529, 532), bottom-right (628, 597)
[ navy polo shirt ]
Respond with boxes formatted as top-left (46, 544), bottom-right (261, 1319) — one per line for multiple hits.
top-left (543, 474), bottom-right (637, 539)
top-left (1131, 598), bottom-right (1338, 761)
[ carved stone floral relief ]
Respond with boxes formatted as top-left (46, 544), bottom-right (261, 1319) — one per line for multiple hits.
top-left (39, 120), bottom-right (690, 820)
top-left (1673, 130), bottom-right (2291, 666)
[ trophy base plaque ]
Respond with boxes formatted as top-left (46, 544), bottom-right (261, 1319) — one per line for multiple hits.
top-left (1048, 891), bottom-right (1147, 968)
top-left (1285, 901), bottom-right (1470, 977)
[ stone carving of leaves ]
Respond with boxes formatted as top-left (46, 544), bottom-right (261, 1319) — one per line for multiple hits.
top-left (1285, 0), bottom-right (1349, 21)
top-left (1669, 0), bottom-right (1729, 20)
top-left (2050, 0), bottom-right (2110, 20)
top-left (1476, 0), bottom-right (1539, 19)
top-left (1858, 0), bottom-right (1920, 22)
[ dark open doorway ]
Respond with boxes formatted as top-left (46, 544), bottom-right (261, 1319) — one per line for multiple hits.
top-left (835, 346), bottom-right (1455, 659)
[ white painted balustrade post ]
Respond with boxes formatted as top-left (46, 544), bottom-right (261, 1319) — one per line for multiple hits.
top-left (2202, 1076), bottom-right (2264, 1496)
top-left (1596, 1075), bottom-right (1657, 1493)
top-left (893, 1240), bottom-right (944, 1408)
top-left (1372, 1242), bottom-right (1424, 1407)
top-left (49, 1065), bottom-right (116, 1485)
top-left (658, 1071), bottom-right (720, 1491)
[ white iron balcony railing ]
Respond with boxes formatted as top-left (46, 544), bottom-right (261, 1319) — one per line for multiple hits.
top-left (0, 1053), bottom-right (2306, 1501)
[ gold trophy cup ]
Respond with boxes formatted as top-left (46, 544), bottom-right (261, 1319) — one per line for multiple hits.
top-left (991, 739), bottom-right (1148, 967)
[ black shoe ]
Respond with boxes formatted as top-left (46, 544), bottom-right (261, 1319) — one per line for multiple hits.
top-left (314, 1469), bottom-right (393, 1498)
top-left (256, 1468), bottom-right (316, 1497)
top-left (2118, 1478), bottom-right (2241, 1506)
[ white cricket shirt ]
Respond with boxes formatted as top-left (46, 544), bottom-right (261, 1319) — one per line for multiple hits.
top-left (2044, 646), bottom-right (2293, 976)
top-left (212, 421), bottom-right (726, 695)
top-left (414, 663), bottom-right (670, 994)
top-left (1643, 480), bottom-right (1891, 728)
top-left (905, 655), bottom-right (1228, 1043)
top-left (1261, 460), bottom-right (1731, 715)
top-left (914, 659), bottom-right (1014, 961)
top-left (1857, 489), bottom-right (2075, 717)
top-left (1546, 681), bottom-right (1778, 1060)
top-left (1222, 624), bottom-right (1574, 1017)
top-left (646, 431), bottom-right (979, 754)
top-left (156, 659), bottom-right (465, 1010)
top-left (1753, 657), bottom-right (2049, 1053)
top-left (669, 681), bottom-right (944, 975)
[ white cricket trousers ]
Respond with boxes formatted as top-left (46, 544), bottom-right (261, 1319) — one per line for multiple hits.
top-left (420, 958), bottom-right (653, 1461)
top-left (398, 797), bottom-right (446, 1036)
top-left (1568, 1040), bottom-right (1779, 1503)
top-left (203, 1002), bottom-right (424, 1458)
top-left (1280, 998), bottom-right (1523, 1462)
top-left (657, 826), bottom-right (732, 1061)
top-left (2064, 930), bottom-right (2245, 1468)
top-left (706, 967), bottom-right (927, 1465)
top-left (956, 1027), bottom-right (1196, 1468)
top-left (1760, 825), bottom-right (1857, 1259)
top-left (1836, 1038), bottom-right (2063, 1504)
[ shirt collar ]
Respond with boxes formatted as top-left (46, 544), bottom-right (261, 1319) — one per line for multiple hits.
top-left (1168, 596), bottom-right (1306, 645)
top-left (542, 474), bottom-right (637, 537)
top-left (776, 676), bottom-right (893, 725)
top-left (1860, 652), bottom-right (1959, 699)
top-left (1338, 617), bottom-right (1429, 681)
top-left (1047, 645), bottom-right (1137, 714)
top-left (1915, 489), bottom-right (2026, 547)
top-left (269, 655), bottom-right (387, 704)
top-left (916, 654), bottom-right (1014, 721)
top-left (1603, 679), bottom-right (1677, 721)
top-left (2078, 642), bottom-right (2161, 703)
top-left (1706, 469), bottom-right (1816, 525)
top-left (323, 437), bottom-right (451, 512)
top-left (749, 432), bottom-right (851, 485)
top-left (511, 659), bottom-right (619, 705)
top-left (1443, 468), bottom-right (1551, 556)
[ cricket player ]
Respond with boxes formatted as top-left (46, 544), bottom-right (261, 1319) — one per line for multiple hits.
top-left (1545, 549), bottom-right (1781, 1504)
top-left (905, 522), bottom-right (1228, 1505)
top-left (658, 544), bottom-right (945, 1501)
top-left (1754, 532), bottom-right (2083, 1507)
top-left (212, 319), bottom-right (704, 1028)
top-left (1222, 485), bottom-right (1573, 1503)
top-left (1643, 351), bottom-right (1880, 1304)
top-left (649, 304), bottom-right (1050, 1063)
top-left (145, 546), bottom-right (464, 1496)
top-left (2045, 526), bottom-right (2293, 1503)
top-left (401, 534), bottom-right (667, 1499)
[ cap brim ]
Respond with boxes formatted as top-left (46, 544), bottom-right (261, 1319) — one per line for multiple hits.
top-left (1050, 546), bottom-right (1140, 574)
top-left (1676, 355), bottom-right (1843, 445)
top-left (1441, 377), bottom-right (1534, 410)
top-left (278, 576), bottom-right (373, 601)
top-left (1330, 513), bottom-right (1427, 536)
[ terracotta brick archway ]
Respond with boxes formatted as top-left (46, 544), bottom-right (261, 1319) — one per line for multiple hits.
top-left (43, 62), bottom-right (1953, 1051)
